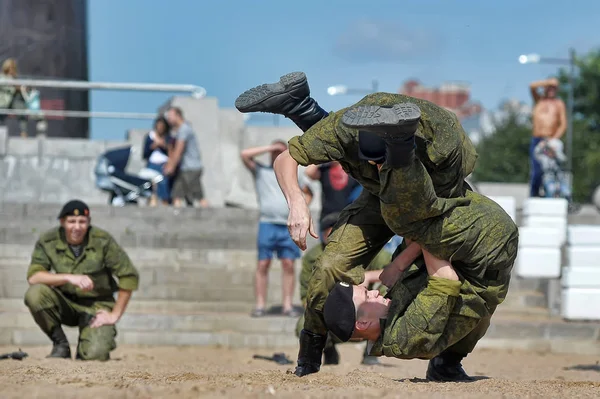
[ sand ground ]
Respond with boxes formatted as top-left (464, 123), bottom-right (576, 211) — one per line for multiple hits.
top-left (1, 344), bottom-right (599, 398)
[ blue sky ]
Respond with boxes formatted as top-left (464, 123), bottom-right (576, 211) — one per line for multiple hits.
top-left (87, 0), bottom-right (600, 140)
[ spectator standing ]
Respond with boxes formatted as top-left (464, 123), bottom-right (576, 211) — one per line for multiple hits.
top-left (241, 140), bottom-right (313, 317)
top-left (142, 116), bottom-right (174, 206)
top-left (0, 58), bottom-right (29, 137)
top-left (529, 78), bottom-right (567, 197)
top-left (163, 107), bottom-right (208, 208)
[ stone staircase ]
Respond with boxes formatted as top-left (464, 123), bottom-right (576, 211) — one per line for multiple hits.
top-left (1, 204), bottom-right (599, 354)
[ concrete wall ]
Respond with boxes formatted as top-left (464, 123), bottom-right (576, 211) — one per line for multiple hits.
top-left (0, 96), bottom-right (323, 212)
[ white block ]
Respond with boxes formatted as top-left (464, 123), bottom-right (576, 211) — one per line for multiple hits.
top-left (568, 225), bottom-right (600, 246)
top-left (562, 266), bottom-right (600, 288)
top-left (516, 247), bottom-right (561, 278)
top-left (561, 287), bottom-right (600, 320)
top-left (523, 197), bottom-right (568, 217)
top-left (522, 215), bottom-right (567, 228)
top-left (518, 226), bottom-right (563, 248)
top-left (567, 247), bottom-right (600, 267)
top-left (488, 196), bottom-right (516, 222)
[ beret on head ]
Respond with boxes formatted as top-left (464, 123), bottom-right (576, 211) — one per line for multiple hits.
top-left (323, 281), bottom-right (356, 342)
top-left (58, 200), bottom-right (90, 219)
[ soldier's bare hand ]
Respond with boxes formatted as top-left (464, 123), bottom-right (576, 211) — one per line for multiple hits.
top-left (287, 200), bottom-right (317, 251)
top-left (68, 275), bottom-right (94, 291)
top-left (379, 263), bottom-right (403, 288)
top-left (89, 309), bottom-right (118, 328)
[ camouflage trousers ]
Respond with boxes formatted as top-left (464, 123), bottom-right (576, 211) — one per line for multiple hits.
top-left (371, 243), bottom-right (511, 359)
top-left (24, 284), bottom-right (117, 361)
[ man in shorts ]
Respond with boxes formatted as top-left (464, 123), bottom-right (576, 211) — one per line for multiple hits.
top-left (241, 140), bottom-right (314, 317)
top-left (164, 106), bottom-right (208, 208)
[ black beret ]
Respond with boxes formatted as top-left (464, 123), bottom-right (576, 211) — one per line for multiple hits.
top-left (58, 200), bottom-right (90, 219)
top-left (320, 212), bottom-right (341, 232)
top-left (358, 130), bottom-right (386, 163)
top-left (323, 281), bottom-right (356, 342)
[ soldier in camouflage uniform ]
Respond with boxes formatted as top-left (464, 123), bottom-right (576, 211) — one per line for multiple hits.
top-left (296, 212), bottom-right (391, 366)
top-left (321, 196), bottom-right (515, 381)
top-left (24, 200), bottom-right (139, 361)
top-left (235, 72), bottom-right (518, 380)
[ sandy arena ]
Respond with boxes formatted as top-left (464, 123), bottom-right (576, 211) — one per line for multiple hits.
top-left (1, 344), bottom-right (599, 398)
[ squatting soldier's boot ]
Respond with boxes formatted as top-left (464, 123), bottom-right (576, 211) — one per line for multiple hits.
top-left (47, 327), bottom-right (71, 359)
top-left (342, 103), bottom-right (422, 167)
top-left (235, 72), bottom-right (329, 132)
top-left (425, 352), bottom-right (474, 382)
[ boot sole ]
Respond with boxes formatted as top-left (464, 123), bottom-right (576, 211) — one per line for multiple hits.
top-left (341, 103), bottom-right (421, 129)
top-left (235, 72), bottom-right (307, 113)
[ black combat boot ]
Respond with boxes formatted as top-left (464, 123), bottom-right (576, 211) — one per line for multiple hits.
top-left (235, 72), bottom-right (329, 132)
top-left (322, 343), bottom-right (340, 365)
top-left (294, 329), bottom-right (327, 376)
top-left (425, 352), bottom-right (474, 382)
top-left (341, 103), bottom-right (421, 167)
top-left (47, 327), bottom-right (71, 359)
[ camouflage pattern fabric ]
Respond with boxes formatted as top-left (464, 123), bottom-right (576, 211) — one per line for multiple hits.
top-left (24, 284), bottom-right (116, 360)
top-left (26, 226), bottom-right (140, 297)
top-left (24, 226), bottom-right (139, 360)
top-left (295, 242), bottom-right (392, 338)
top-left (368, 247), bottom-right (510, 359)
top-left (287, 93), bottom-right (518, 344)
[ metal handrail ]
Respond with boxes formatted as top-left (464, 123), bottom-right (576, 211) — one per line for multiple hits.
top-left (0, 108), bottom-right (159, 120)
top-left (0, 77), bottom-right (207, 120)
top-left (0, 78), bottom-right (207, 98)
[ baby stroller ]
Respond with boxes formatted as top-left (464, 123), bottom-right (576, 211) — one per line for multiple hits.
top-left (95, 146), bottom-right (163, 206)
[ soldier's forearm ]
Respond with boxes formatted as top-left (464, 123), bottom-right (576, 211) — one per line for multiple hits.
top-left (28, 271), bottom-right (73, 287)
top-left (391, 241), bottom-right (422, 272)
top-left (111, 289), bottom-right (132, 321)
top-left (273, 150), bottom-right (305, 206)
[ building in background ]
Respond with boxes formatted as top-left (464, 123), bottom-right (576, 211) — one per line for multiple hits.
top-left (0, 0), bottom-right (89, 138)
top-left (399, 79), bottom-right (485, 143)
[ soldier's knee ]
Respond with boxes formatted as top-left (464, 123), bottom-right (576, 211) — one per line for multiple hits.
top-left (24, 284), bottom-right (55, 310)
top-left (78, 340), bottom-right (114, 361)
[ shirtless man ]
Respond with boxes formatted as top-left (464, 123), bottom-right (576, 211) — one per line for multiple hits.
top-left (529, 78), bottom-right (567, 197)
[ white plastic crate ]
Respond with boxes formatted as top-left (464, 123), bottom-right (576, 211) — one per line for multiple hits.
top-left (567, 247), bottom-right (600, 267)
top-left (522, 215), bottom-right (567, 228)
top-left (518, 226), bottom-right (564, 248)
top-left (568, 225), bottom-right (600, 246)
top-left (522, 197), bottom-right (568, 217)
top-left (561, 287), bottom-right (600, 320)
top-left (516, 247), bottom-right (561, 278)
top-left (487, 196), bottom-right (516, 222)
top-left (562, 266), bottom-right (600, 288)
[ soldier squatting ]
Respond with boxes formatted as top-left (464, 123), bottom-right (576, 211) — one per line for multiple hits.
top-left (235, 72), bottom-right (519, 382)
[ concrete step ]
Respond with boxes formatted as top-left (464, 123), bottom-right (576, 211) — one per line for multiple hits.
top-left (0, 298), bottom-right (255, 314)
top-left (1, 298), bottom-right (598, 350)
top-left (503, 289), bottom-right (548, 309)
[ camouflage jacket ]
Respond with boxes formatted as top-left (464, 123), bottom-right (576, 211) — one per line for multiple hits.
top-left (27, 226), bottom-right (139, 301)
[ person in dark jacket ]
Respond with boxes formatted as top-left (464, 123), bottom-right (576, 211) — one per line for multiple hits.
top-left (142, 116), bottom-right (173, 206)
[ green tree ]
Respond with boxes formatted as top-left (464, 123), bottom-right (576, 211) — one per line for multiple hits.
top-left (471, 108), bottom-right (531, 184)
top-left (473, 47), bottom-right (600, 203)
top-left (557, 48), bottom-right (600, 202)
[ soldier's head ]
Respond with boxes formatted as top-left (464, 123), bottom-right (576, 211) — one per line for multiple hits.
top-left (319, 212), bottom-right (341, 244)
top-left (57, 200), bottom-right (91, 245)
top-left (545, 78), bottom-right (559, 98)
top-left (323, 282), bottom-right (391, 343)
top-left (358, 131), bottom-right (385, 170)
